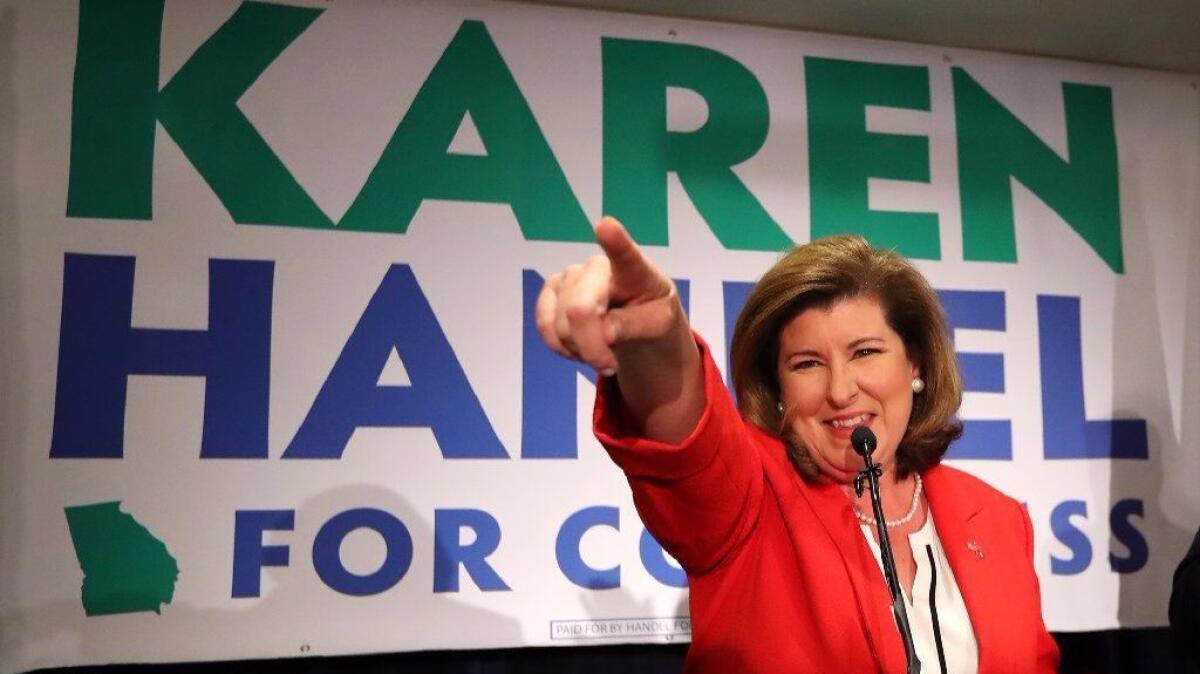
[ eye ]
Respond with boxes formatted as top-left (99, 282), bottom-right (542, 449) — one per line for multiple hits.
top-left (853, 347), bottom-right (882, 359)
top-left (789, 358), bottom-right (822, 371)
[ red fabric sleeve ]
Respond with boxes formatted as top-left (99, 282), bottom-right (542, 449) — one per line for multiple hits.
top-left (593, 334), bottom-right (764, 574)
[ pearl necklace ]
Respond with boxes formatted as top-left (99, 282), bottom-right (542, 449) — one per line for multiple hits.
top-left (854, 473), bottom-right (923, 528)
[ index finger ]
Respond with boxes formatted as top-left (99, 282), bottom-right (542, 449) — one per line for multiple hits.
top-left (594, 216), bottom-right (660, 298)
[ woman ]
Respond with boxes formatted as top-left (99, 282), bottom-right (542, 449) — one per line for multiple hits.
top-left (537, 217), bottom-right (1059, 673)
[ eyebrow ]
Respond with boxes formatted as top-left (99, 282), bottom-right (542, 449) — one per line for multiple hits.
top-left (848, 336), bottom-right (886, 349)
top-left (783, 349), bottom-right (822, 360)
top-left (781, 336), bottom-right (886, 360)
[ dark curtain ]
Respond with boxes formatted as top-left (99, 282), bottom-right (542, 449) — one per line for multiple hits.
top-left (28, 628), bottom-right (1200, 674)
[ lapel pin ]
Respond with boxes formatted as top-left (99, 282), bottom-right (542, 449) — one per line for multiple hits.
top-left (966, 539), bottom-right (984, 559)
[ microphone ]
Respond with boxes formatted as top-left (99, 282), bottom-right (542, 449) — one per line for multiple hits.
top-left (852, 424), bottom-right (921, 674)
top-left (851, 425), bottom-right (876, 458)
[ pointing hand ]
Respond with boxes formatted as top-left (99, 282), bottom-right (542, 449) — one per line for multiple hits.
top-left (535, 217), bottom-right (683, 375)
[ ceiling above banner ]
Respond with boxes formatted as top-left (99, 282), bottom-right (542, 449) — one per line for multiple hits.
top-left (519, 0), bottom-right (1200, 74)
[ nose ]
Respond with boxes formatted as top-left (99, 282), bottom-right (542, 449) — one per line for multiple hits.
top-left (827, 362), bottom-right (859, 408)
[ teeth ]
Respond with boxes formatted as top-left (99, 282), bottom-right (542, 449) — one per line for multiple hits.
top-left (830, 414), bottom-right (868, 428)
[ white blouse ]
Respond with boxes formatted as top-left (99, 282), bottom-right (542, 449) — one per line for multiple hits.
top-left (860, 512), bottom-right (979, 674)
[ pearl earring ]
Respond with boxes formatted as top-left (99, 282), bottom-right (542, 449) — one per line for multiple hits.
top-left (911, 377), bottom-right (925, 394)
top-left (777, 401), bottom-right (785, 414)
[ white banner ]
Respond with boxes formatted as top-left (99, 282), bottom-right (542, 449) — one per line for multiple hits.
top-left (2, 0), bottom-right (1199, 671)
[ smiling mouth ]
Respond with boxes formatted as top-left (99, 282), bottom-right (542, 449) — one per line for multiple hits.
top-left (826, 413), bottom-right (872, 429)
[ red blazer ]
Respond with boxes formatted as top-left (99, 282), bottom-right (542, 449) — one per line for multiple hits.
top-left (596, 338), bottom-right (1059, 673)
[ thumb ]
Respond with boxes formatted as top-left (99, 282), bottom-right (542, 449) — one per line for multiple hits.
top-left (603, 294), bottom-right (682, 345)
top-left (595, 216), bottom-right (666, 301)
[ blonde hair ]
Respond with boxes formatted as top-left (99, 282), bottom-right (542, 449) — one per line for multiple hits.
top-left (729, 235), bottom-right (962, 480)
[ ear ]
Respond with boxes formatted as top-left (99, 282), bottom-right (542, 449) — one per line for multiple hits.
top-left (901, 340), bottom-right (921, 380)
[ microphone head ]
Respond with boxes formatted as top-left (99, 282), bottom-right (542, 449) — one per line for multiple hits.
top-left (850, 425), bottom-right (876, 458)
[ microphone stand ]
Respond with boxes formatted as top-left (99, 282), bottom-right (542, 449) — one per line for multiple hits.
top-left (855, 447), bottom-right (921, 674)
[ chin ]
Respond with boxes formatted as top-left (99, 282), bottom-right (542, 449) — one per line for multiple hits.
top-left (816, 459), bottom-right (862, 484)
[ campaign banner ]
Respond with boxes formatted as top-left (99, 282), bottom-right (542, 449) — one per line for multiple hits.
top-left (2, 0), bottom-right (1199, 671)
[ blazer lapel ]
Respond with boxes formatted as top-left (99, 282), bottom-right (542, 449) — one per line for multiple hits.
top-left (923, 465), bottom-right (1000, 672)
top-left (789, 471), bottom-right (909, 673)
